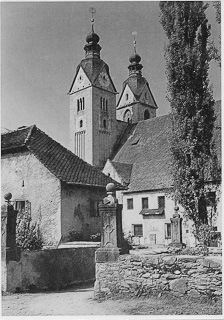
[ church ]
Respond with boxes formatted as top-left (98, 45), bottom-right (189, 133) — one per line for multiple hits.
top-left (68, 16), bottom-right (222, 247)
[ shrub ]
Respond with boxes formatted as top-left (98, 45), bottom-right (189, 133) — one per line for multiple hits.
top-left (67, 229), bottom-right (83, 241)
top-left (16, 210), bottom-right (43, 251)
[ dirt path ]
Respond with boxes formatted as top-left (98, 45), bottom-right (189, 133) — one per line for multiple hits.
top-left (2, 284), bottom-right (127, 316)
top-left (2, 283), bottom-right (222, 316)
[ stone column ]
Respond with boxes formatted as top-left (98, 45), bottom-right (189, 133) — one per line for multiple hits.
top-left (169, 206), bottom-right (184, 248)
top-left (94, 183), bottom-right (121, 298)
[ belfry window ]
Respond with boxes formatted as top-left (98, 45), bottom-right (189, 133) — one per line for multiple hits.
top-left (105, 99), bottom-right (108, 111)
top-left (144, 109), bottom-right (150, 120)
top-left (82, 97), bottom-right (85, 110)
top-left (103, 119), bottom-right (107, 128)
top-left (80, 120), bottom-right (83, 128)
top-left (77, 100), bottom-right (80, 112)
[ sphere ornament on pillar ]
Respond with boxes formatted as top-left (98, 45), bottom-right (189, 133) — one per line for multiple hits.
top-left (173, 205), bottom-right (180, 218)
top-left (103, 183), bottom-right (118, 205)
top-left (4, 193), bottom-right (12, 202)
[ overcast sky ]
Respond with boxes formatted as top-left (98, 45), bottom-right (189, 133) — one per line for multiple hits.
top-left (1, 1), bottom-right (221, 149)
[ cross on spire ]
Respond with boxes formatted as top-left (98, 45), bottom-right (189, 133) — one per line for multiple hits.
top-left (89, 7), bottom-right (96, 32)
top-left (132, 30), bottom-right (137, 53)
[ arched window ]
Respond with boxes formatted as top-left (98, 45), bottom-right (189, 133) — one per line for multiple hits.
top-left (144, 109), bottom-right (150, 120)
top-left (82, 97), bottom-right (85, 110)
top-left (105, 99), bottom-right (108, 111)
top-left (77, 100), bottom-right (80, 112)
top-left (79, 98), bottom-right (82, 110)
top-left (103, 119), bottom-right (107, 128)
top-left (123, 109), bottom-right (132, 123)
top-left (100, 97), bottom-right (103, 109)
top-left (80, 120), bottom-right (83, 128)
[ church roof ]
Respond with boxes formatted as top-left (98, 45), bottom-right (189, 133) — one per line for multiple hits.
top-left (117, 75), bottom-right (157, 109)
top-left (112, 100), bottom-right (221, 192)
top-left (1, 125), bottom-right (122, 189)
top-left (110, 161), bottom-right (133, 185)
top-left (68, 58), bottom-right (117, 94)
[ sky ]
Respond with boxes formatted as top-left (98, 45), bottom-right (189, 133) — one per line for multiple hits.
top-left (1, 1), bottom-right (221, 149)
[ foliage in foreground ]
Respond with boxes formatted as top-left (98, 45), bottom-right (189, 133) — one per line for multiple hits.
top-left (16, 210), bottom-right (43, 250)
top-left (159, 1), bottom-right (221, 228)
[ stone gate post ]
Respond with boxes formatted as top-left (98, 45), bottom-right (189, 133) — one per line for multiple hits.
top-left (169, 206), bottom-right (184, 248)
top-left (94, 183), bottom-right (123, 298)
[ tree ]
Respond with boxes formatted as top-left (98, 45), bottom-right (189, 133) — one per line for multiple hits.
top-left (159, 2), bottom-right (220, 229)
top-left (209, 1), bottom-right (221, 66)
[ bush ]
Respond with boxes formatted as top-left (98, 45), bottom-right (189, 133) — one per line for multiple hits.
top-left (89, 233), bottom-right (101, 242)
top-left (67, 229), bottom-right (83, 241)
top-left (16, 211), bottom-right (43, 251)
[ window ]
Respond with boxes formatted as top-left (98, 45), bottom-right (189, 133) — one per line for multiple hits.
top-left (127, 198), bottom-right (133, 210)
top-left (103, 119), bottom-right (107, 128)
top-left (90, 200), bottom-right (102, 217)
top-left (144, 109), bottom-right (150, 120)
top-left (133, 224), bottom-right (143, 237)
top-left (15, 200), bottom-right (26, 212)
top-left (105, 99), bottom-right (108, 111)
top-left (145, 92), bottom-right (147, 99)
top-left (126, 93), bottom-right (129, 100)
top-left (165, 223), bottom-right (171, 239)
top-left (100, 97), bottom-right (103, 109)
top-left (158, 196), bottom-right (165, 208)
top-left (80, 120), bottom-right (83, 128)
top-left (123, 109), bottom-right (131, 123)
top-left (82, 97), bottom-right (85, 110)
top-left (77, 100), bottom-right (80, 112)
top-left (142, 197), bottom-right (148, 209)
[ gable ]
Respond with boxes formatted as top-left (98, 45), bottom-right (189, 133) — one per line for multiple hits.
top-left (140, 85), bottom-right (157, 108)
top-left (117, 84), bottom-right (135, 109)
top-left (69, 67), bottom-right (91, 93)
top-left (94, 66), bottom-right (117, 93)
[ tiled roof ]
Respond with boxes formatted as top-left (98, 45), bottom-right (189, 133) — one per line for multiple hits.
top-left (68, 57), bottom-right (117, 94)
top-left (1, 125), bottom-right (122, 188)
top-left (111, 161), bottom-right (133, 185)
top-left (112, 100), bottom-right (221, 192)
top-left (117, 75), bottom-right (157, 108)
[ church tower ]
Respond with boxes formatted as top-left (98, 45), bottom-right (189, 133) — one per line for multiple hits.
top-left (116, 32), bottom-right (157, 123)
top-left (68, 10), bottom-right (117, 168)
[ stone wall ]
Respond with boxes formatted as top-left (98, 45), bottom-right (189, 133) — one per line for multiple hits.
top-left (94, 253), bottom-right (222, 300)
top-left (5, 246), bottom-right (98, 293)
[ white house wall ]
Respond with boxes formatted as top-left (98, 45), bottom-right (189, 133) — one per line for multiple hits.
top-left (1, 151), bottom-right (61, 246)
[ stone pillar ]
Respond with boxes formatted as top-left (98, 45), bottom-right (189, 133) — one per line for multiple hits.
top-left (94, 183), bottom-right (121, 298)
top-left (169, 206), bottom-right (184, 248)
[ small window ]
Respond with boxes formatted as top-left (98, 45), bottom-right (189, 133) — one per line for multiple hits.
top-left (144, 109), bottom-right (150, 120)
top-left (105, 99), bottom-right (108, 111)
top-left (82, 97), bottom-right (85, 110)
top-left (145, 92), bottom-right (147, 99)
top-left (127, 198), bottom-right (133, 210)
top-left (80, 120), bottom-right (83, 128)
top-left (158, 196), bottom-right (165, 209)
top-left (90, 200), bottom-right (102, 217)
top-left (126, 93), bottom-right (129, 100)
top-left (77, 100), bottom-right (80, 112)
top-left (165, 223), bottom-right (171, 239)
top-left (103, 119), bottom-right (107, 128)
top-left (100, 97), bottom-right (103, 109)
top-left (142, 197), bottom-right (148, 209)
top-left (15, 201), bottom-right (26, 212)
top-left (133, 224), bottom-right (143, 237)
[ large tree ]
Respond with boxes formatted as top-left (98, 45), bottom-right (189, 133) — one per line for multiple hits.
top-left (159, 2), bottom-right (220, 228)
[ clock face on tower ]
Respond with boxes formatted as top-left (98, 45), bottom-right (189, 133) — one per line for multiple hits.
top-left (99, 72), bottom-right (110, 88)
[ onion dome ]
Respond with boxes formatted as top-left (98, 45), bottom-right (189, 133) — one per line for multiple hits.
top-left (129, 52), bottom-right (141, 64)
top-left (86, 31), bottom-right (100, 44)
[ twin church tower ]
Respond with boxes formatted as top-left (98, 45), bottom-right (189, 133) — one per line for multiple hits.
top-left (68, 12), bottom-right (157, 168)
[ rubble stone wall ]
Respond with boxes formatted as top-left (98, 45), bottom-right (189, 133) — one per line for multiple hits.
top-left (94, 254), bottom-right (222, 299)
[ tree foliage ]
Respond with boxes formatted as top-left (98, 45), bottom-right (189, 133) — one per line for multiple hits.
top-left (159, 1), bottom-right (220, 227)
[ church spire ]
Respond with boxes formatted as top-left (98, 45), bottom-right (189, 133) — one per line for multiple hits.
top-left (84, 7), bottom-right (101, 58)
top-left (128, 31), bottom-right (143, 76)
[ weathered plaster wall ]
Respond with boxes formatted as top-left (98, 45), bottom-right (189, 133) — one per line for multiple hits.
top-left (1, 151), bottom-right (61, 246)
top-left (94, 254), bottom-right (222, 300)
top-left (5, 246), bottom-right (98, 292)
top-left (61, 184), bottom-right (106, 238)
